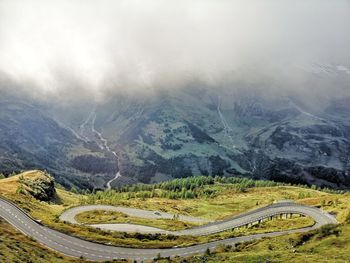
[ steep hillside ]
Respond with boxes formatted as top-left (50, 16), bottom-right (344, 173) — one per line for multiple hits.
top-left (1, 67), bottom-right (350, 189)
top-left (72, 84), bottom-right (350, 188)
top-left (0, 98), bottom-right (120, 190)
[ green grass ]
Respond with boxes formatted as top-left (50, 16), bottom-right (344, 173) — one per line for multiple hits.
top-left (156, 223), bottom-right (350, 263)
top-left (84, 184), bottom-right (343, 222)
top-left (75, 210), bottom-right (200, 231)
top-left (57, 214), bottom-right (314, 249)
top-left (0, 171), bottom-right (321, 249)
top-left (41, 177), bottom-right (331, 247)
top-left (1, 170), bottom-right (349, 262)
top-left (0, 218), bottom-right (86, 263)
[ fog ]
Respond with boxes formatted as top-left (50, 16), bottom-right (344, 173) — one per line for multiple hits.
top-left (0, 0), bottom-right (349, 101)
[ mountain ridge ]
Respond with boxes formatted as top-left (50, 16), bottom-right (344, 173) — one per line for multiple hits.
top-left (1, 72), bottom-right (350, 189)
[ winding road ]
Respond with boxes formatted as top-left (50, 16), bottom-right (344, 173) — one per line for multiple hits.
top-left (0, 198), bottom-right (337, 262)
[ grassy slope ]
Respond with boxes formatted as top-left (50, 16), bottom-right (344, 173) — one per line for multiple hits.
top-left (0, 170), bottom-right (349, 262)
top-left (75, 210), bottom-right (200, 231)
top-left (159, 223), bottom-right (350, 263)
top-left (0, 218), bottom-right (86, 263)
top-left (83, 184), bottom-right (347, 223)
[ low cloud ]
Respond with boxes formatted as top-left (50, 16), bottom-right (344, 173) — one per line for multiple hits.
top-left (0, 0), bottom-right (349, 102)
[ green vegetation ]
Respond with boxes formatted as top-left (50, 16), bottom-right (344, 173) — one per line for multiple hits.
top-left (156, 223), bottom-right (350, 263)
top-left (0, 170), bottom-right (349, 262)
top-left (0, 170), bottom-right (318, 249)
top-left (108, 176), bottom-right (344, 200)
top-left (0, 218), bottom-right (86, 263)
top-left (67, 213), bottom-right (314, 249)
top-left (83, 185), bottom-right (346, 223)
top-left (17, 171), bottom-right (56, 201)
top-left (75, 210), bottom-right (200, 231)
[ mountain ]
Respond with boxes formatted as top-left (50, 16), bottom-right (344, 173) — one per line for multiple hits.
top-left (0, 65), bottom-right (349, 189)
top-left (87, 85), bottom-right (350, 189)
top-left (0, 96), bottom-right (118, 190)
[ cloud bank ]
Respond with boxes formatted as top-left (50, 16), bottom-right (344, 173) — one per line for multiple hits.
top-left (0, 0), bottom-right (349, 100)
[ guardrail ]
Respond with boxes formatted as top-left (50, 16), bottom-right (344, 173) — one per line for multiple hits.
top-left (187, 210), bottom-right (313, 236)
top-left (182, 201), bottom-right (311, 232)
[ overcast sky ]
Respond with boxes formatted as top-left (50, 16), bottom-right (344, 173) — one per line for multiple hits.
top-left (0, 0), bottom-right (349, 99)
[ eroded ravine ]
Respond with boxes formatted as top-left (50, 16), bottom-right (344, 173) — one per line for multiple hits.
top-left (79, 108), bottom-right (122, 189)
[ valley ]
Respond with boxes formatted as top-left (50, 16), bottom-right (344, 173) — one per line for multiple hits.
top-left (2, 80), bottom-right (350, 192)
top-left (0, 1), bottom-right (349, 262)
top-left (78, 107), bottom-right (123, 189)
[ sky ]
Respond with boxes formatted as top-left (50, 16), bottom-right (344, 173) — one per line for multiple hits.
top-left (0, 0), bottom-right (349, 100)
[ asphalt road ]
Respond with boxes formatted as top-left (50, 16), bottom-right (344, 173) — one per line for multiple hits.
top-left (60, 204), bottom-right (207, 225)
top-left (59, 202), bottom-right (336, 236)
top-left (60, 204), bottom-right (208, 234)
top-left (0, 198), bottom-right (337, 262)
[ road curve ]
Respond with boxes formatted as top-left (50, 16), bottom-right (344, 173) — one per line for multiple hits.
top-left (60, 204), bottom-right (208, 225)
top-left (59, 202), bottom-right (335, 236)
top-left (0, 198), bottom-right (337, 262)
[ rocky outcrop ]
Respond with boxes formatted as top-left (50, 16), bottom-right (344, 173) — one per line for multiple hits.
top-left (19, 172), bottom-right (56, 201)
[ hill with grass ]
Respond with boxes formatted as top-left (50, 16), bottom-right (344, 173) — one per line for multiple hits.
top-left (0, 170), bottom-right (349, 262)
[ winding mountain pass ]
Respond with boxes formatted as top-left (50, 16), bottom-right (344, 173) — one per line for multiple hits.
top-left (0, 198), bottom-right (336, 262)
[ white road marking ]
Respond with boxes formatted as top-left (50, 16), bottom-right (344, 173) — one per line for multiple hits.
top-left (0, 198), bottom-right (337, 261)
